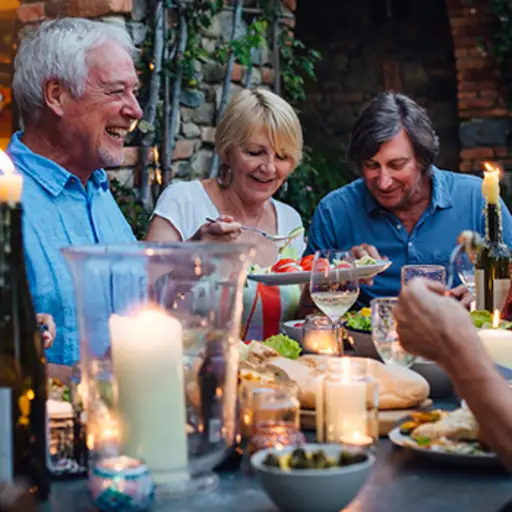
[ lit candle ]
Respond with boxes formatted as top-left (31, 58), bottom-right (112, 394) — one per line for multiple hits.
top-left (477, 310), bottom-right (512, 370)
top-left (303, 329), bottom-right (338, 355)
top-left (323, 358), bottom-right (368, 444)
top-left (340, 431), bottom-right (373, 448)
top-left (89, 456), bottom-right (154, 511)
top-left (0, 150), bottom-right (22, 203)
top-left (482, 162), bottom-right (500, 205)
top-left (109, 306), bottom-right (189, 487)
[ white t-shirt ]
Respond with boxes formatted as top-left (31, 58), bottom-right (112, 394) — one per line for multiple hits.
top-left (153, 180), bottom-right (306, 341)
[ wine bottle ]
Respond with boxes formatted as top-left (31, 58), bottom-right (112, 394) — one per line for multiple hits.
top-left (0, 201), bottom-right (51, 501)
top-left (475, 168), bottom-right (511, 313)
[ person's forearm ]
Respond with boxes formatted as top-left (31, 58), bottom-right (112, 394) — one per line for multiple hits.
top-left (442, 338), bottom-right (512, 471)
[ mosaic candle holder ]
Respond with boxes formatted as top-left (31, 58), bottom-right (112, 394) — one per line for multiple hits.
top-left (89, 456), bottom-right (154, 512)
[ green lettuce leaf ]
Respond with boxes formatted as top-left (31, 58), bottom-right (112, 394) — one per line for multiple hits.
top-left (263, 334), bottom-right (302, 359)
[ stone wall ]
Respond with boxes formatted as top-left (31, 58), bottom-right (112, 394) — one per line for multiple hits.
top-left (295, 0), bottom-right (461, 171)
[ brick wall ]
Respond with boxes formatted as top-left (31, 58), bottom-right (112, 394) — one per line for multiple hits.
top-left (446, 0), bottom-right (512, 176)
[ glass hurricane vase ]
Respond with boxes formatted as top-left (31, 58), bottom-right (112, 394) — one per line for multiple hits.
top-left (62, 243), bottom-right (255, 499)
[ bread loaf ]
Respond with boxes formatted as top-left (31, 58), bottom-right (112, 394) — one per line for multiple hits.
top-left (265, 356), bottom-right (430, 410)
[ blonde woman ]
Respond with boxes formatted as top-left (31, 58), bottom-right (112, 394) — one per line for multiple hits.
top-left (147, 88), bottom-right (305, 341)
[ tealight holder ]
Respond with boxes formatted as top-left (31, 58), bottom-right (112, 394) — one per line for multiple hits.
top-left (315, 358), bottom-right (378, 453)
top-left (89, 456), bottom-right (154, 512)
top-left (248, 386), bottom-right (305, 456)
top-left (302, 315), bottom-right (340, 356)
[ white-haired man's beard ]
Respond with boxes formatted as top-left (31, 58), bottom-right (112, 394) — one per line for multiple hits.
top-left (98, 146), bottom-right (124, 168)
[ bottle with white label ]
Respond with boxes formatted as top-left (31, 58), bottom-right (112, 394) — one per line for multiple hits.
top-left (0, 200), bottom-right (50, 501)
top-left (475, 165), bottom-right (511, 313)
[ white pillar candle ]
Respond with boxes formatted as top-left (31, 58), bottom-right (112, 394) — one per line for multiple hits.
top-left (482, 162), bottom-right (500, 205)
top-left (323, 359), bottom-right (367, 443)
top-left (109, 306), bottom-right (189, 486)
top-left (0, 150), bottom-right (22, 203)
top-left (478, 328), bottom-right (512, 370)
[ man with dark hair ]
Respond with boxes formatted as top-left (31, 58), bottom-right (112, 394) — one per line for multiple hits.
top-left (303, 92), bottom-right (512, 307)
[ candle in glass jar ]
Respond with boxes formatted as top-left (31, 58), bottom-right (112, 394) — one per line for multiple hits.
top-left (340, 431), bottom-right (373, 448)
top-left (303, 329), bottom-right (338, 355)
top-left (109, 306), bottom-right (189, 486)
top-left (324, 358), bottom-right (367, 443)
top-left (0, 150), bottom-right (22, 203)
top-left (89, 456), bottom-right (154, 511)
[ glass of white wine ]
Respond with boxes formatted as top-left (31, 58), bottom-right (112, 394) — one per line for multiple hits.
top-left (309, 250), bottom-right (360, 355)
top-left (370, 297), bottom-right (417, 368)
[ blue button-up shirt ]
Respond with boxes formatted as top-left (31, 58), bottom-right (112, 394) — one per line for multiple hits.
top-left (7, 132), bottom-right (136, 365)
top-left (305, 167), bottom-right (512, 306)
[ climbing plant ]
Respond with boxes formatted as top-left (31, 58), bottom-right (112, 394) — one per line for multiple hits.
top-left (464, 0), bottom-right (512, 105)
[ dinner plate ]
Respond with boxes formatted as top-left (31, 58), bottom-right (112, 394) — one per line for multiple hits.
top-left (248, 260), bottom-right (392, 286)
top-left (388, 427), bottom-right (501, 466)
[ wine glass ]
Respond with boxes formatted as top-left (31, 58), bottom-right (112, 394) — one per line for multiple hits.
top-left (309, 250), bottom-right (360, 355)
top-left (454, 250), bottom-right (476, 296)
top-left (371, 297), bottom-right (417, 368)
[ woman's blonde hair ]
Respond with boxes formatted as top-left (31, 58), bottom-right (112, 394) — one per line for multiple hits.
top-left (215, 88), bottom-right (303, 169)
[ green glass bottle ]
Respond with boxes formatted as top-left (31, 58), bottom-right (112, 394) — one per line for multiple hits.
top-left (475, 169), bottom-right (511, 313)
top-left (0, 200), bottom-right (51, 501)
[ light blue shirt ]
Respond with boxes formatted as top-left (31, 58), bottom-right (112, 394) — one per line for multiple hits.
top-left (7, 132), bottom-right (136, 366)
top-left (305, 167), bottom-right (512, 306)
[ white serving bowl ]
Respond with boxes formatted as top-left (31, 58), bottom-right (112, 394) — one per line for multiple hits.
top-left (251, 444), bottom-right (374, 512)
top-left (345, 326), bottom-right (454, 398)
top-left (281, 319), bottom-right (306, 344)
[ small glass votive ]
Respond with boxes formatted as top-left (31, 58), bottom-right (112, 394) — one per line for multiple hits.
top-left (248, 386), bottom-right (305, 455)
top-left (315, 358), bottom-right (378, 452)
top-left (302, 315), bottom-right (340, 356)
top-left (89, 455), bottom-right (154, 512)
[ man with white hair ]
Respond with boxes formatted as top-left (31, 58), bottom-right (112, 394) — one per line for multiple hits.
top-left (7, 18), bottom-right (142, 367)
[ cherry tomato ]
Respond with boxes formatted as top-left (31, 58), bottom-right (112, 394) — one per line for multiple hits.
top-left (299, 255), bottom-right (315, 271)
top-left (336, 261), bottom-right (353, 269)
top-left (271, 258), bottom-right (302, 273)
top-left (314, 258), bottom-right (330, 273)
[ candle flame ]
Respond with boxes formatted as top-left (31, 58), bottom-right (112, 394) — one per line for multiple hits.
top-left (129, 120), bottom-right (138, 132)
top-left (484, 162), bottom-right (496, 172)
top-left (0, 150), bottom-right (15, 175)
top-left (493, 309), bottom-right (500, 329)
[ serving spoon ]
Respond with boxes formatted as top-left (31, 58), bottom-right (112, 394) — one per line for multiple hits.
top-left (205, 217), bottom-right (303, 244)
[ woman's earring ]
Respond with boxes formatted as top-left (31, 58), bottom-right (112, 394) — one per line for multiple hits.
top-left (217, 164), bottom-right (233, 188)
top-left (281, 180), bottom-right (289, 194)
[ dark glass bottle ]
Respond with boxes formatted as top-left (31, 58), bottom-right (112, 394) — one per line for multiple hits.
top-left (475, 200), bottom-right (511, 313)
top-left (0, 202), bottom-right (50, 501)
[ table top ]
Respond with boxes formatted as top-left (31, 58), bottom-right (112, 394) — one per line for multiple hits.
top-left (38, 367), bottom-right (512, 512)
top-left (37, 438), bottom-right (512, 512)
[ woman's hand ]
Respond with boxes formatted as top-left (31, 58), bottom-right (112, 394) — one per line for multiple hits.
top-left (36, 313), bottom-right (56, 349)
top-left (190, 215), bottom-right (242, 242)
top-left (394, 279), bottom-right (476, 364)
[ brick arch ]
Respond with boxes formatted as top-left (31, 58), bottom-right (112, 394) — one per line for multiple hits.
top-left (445, 0), bottom-right (511, 174)
top-left (291, 0), bottom-right (511, 175)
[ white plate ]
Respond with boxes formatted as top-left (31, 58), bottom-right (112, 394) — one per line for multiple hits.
top-left (388, 427), bottom-right (501, 465)
top-left (248, 260), bottom-right (392, 286)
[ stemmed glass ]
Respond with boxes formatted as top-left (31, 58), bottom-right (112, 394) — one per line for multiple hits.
top-left (371, 297), bottom-right (417, 368)
top-left (309, 250), bottom-right (360, 355)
